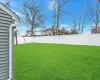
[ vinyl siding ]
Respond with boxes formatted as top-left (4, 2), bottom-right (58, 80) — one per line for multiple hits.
top-left (0, 8), bottom-right (12, 80)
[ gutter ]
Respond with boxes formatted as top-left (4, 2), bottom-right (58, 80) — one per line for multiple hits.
top-left (8, 21), bottom-right (20, 80)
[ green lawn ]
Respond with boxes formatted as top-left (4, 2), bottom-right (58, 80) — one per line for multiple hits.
top-left (14, 43), bottom-right (100, 80)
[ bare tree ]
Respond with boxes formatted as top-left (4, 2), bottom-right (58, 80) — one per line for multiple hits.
top-left (0, 0), bottom-right (10, 7)
top-left (88, 1), bottom-right (100, 33)
top-left (72, 15), bottom-right (77, 30)
top-left (55, 0), bottom-right (70, 35)
top-left (78, 2), bottom-right (90, 34)
top-left (53, 0), bottom-right (57, 29)
top-left (5, 0), bottom-right (10, 7)
top-left (23, 0), bottom-right (44, 36)
top-left (71, 14), bottom-right (78, 34)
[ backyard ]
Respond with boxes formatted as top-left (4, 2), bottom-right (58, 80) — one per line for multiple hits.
top-left (14, 43), bottom-right (100, 80)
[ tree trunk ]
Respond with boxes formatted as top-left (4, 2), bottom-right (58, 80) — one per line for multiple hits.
top-left (15, 30), bottom-right (18, 45)
top-left (81, 26), bottom-right (84, 34)
top-left (31, 26), bottom-right (34, 36)
top-left (78, 27), bottom-right (80, 34)
top-left (54, 0), bottom-right (56, 29)
top-left (56, 0), bottom-right (60, 35)
top-left (95, 24), bottom-right (98, 33)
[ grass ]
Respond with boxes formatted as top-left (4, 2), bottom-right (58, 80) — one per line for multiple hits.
top-left (14, 43), bottom-right (100, 80)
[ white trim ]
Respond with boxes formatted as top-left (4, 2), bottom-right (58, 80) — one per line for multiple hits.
top-left (9, 23), bottom-right (20, 80)
top-left (8, 26), bottom-right (12, 80)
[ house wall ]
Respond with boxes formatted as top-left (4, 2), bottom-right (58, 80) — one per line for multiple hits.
top-left (15, 34), bottom-right (100, 46)
top-left (0, 8), bottom-right (12, 80)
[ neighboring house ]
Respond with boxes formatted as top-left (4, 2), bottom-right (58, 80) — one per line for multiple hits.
top-left (25, 30), bottom-right (35, 37)
top-left (58, 28), bottom-right (69, 35)
top-left (42, 26), bottom-right (70, 36)
top-left (52, 26), bottom-right (70, 35)
top-left (42, 28), bottom-right (53, 36)
top-left (25, 30), bottom-right (43, 37)
top-left (0, 2), bottom-right (20, 80)
top-left (91, 27), bottom-right (100, 34)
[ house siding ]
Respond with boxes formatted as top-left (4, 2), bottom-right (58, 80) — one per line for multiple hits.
top-left (0, 7), bottom-right (12, 80)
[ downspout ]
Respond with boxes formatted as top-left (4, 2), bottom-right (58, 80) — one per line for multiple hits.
top-left (9, 21), bottom-right (20, 80)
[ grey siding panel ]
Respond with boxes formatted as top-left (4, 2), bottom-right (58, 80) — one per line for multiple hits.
top-left (0, 60), bottom-right (9, 64)
top-left (0, 13), bottom-right (12, 19)
top-left (0, 8), bottom-right (8, 15)
top-left (0, 36), bottom-right (9, 39)
top-left (0, 66), bottom-right (9, 70)
top-left (0, 47), bottom-right (9, 50)
top-left (0, 8), bottom-right (12, 19)
top-left (0, 8), bottom-right (12, 80)
top-left (0, 23), bottom-right (11, 27)
top-left (0, 33), bottom-right (9, 36)
top-left (0, 64), bottom-right (9, 68)
top-left (0, 26), bottom-right (9, 29)
top-left (0, 57), bottom-right (9, 61)
top-left (0, 72), bottom-right (9, 79)
top-left (0, 20), bottom-right (12, 25)
top-left (0, 76), bottom-right (9, 80)
top-left (0, 17), bottom-right (12, 22)
top-left (0, 29), bottom-right (9, 33)
top-left (0, 39), bottom-right (9, 42)
top-left (0, 48), bottom-right (9, 52)
top-left (0, 52), bottom-right (9, 55)
top-left (0, 53), bottom-right (9, 57)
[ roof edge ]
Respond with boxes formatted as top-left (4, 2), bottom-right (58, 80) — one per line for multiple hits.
top-left (0, 2), bottom-right (20, 22)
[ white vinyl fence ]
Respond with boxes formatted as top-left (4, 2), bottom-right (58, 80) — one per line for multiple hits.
top-left (15, 34), bottom-right (100, 46)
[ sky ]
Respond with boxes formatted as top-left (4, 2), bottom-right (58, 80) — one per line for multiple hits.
top-left (0, 0), bottom-right (98, 35)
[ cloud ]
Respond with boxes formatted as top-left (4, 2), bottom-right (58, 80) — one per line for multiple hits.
top-left (0, 0), bottom-right (16, 7)
top-left (12, 10), bottom-right (24, 18)
top-left (48, 0), bottom-right (55, 10)
top-left (0, 0), bottom-right (21, 11)
top-left (15, 11), bottom-right (24, 18)
top-left (0, 0), bottom-right (7, 3)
